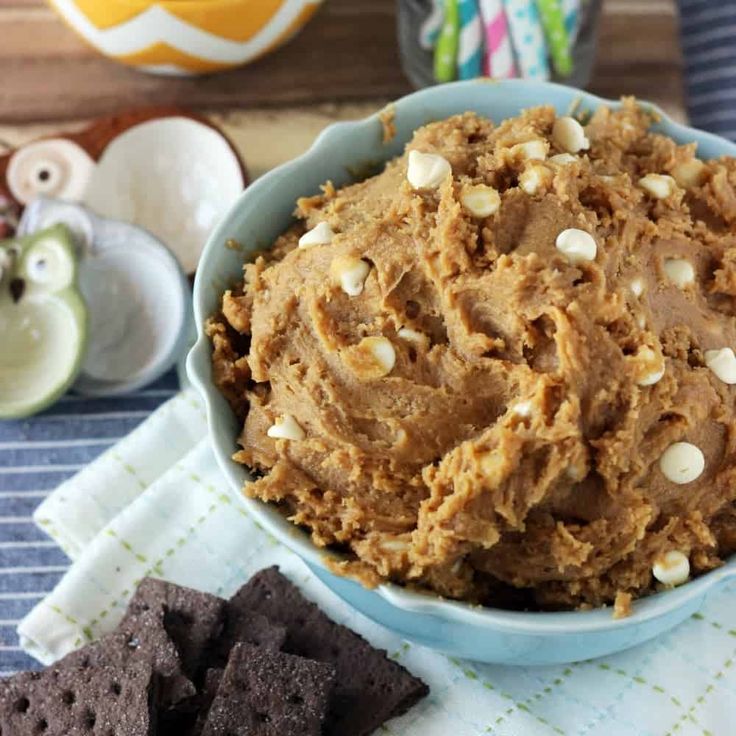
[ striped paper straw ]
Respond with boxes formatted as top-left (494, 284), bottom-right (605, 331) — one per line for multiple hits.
top-left (536, 0), bottom-right (573, 77)
top-left (561, 0), bottom-right (581, 43)
top-left (478, 0), bottom-right (517, 78)
top-left (434, 0), bottom-right (460, 82)
top-left (420, 0), bottom-right (445, 50)
top-left (502, 0), bottom-right (550, 80)
top-left (458, 0), bottom-right (484, 79)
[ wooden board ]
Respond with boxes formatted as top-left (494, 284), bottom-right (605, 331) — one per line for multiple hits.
top-left (0, 0), bottom-right (684, 123)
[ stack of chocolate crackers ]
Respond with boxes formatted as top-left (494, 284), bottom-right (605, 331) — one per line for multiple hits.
top-left (0, 567), bottom-right (428, 735)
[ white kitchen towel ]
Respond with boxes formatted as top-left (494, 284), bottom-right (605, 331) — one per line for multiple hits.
top-left (18, 396), bottom-right (736, 735)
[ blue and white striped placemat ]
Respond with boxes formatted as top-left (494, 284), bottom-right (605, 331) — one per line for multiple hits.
top-left (0, 371), bottom-right (178, 675)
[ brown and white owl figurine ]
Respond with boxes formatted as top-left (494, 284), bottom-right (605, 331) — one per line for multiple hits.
top-left (0, 108), bottom-right (247, 273)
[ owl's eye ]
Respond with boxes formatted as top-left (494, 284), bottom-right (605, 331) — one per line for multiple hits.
top-left (22, 236), bottom-right (74, 291)
top-left (6, 138), bottom-right (95, 206)
top-left (0, 250), bottom-right (10, 282)
top-left (29, 160), bottom-right (63, 194)
top-left (26, 253), bottom-right (51, 284)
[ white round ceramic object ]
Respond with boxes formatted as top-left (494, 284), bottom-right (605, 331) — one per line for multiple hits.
top-left (19, 198), bottom-right (95, 252)
top-left (18, 199), bottom-right (191, 396)
top-left (75, 215), bottom-right (191, 395)
top-left (83, 117), bottom-right (245, 273)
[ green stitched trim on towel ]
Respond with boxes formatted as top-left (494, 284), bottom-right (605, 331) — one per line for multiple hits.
top-left (105, 529), bottom-right (148, 563)
top-left (110, 451), bottom-right (147, 490)
top-left (446, 657), bottom-right (570, 734)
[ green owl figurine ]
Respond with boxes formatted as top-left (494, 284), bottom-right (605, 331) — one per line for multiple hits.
top-left (0, 225), bottom-right (88, 418)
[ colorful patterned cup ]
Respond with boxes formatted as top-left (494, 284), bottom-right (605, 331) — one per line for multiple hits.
top-left (48, 0), bottom-right (324, 76)
top-left (398, 0), bottom-right (601, 89)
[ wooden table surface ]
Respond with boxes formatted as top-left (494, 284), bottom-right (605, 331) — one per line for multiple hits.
top-left (0, 0), bottom-right (684, 174)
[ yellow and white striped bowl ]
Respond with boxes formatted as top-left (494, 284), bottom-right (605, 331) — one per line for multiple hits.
top-left (48, 0), bottom-right (324, 75)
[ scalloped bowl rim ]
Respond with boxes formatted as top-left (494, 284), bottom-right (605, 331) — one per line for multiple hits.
top-left (188, 79), bottom-right (736, 636)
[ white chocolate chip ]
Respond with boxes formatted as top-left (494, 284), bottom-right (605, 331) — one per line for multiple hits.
top-left (267, 414), bottom-right (306, 441)
top-left (671, 159), bottom-right (705, 189)
top-left (330, 255), bottom-right (370, 297)
top-left (513, 401), bottom-right (533, 417)
top-left (520, 164), bottom-right (552, 195)
top-left (652, 550), bottom-right (690, 587)
top-left (555, 228), bottom-right (597, 264)
top-left (509, 140), bottom-right (548, 161)
top-left (548, 153), bottom-right (578, 165)
top-left (637, 314), bottom-right (647, 329)
top-left (461, 184), bottom-right (501, 218)
top-left (638, 368), bottom-right (665, 387)
top-left (479, 449), bottom-right (504, 476)
top-left (362, 336), bottom-right (396, 376)
top-left (552, 117), bottom-right (590, 154)
top-left (381, 539), bottom-right (409, 552)
top-left (663, 258), bottom-right (694, 288)
top-left (407, 150), bottom-right (452, 190)
top-left (397, 327), bottom-right (429, 349)
top-left (630, 278), bottom-right (645, 297)
top-left (704, 347), bottom-right (736, 384)
top-left (638, 173), bottom-right (676, 200)
top-left (299, 222), bottom-right (334, 249)
top-left (633, 346), bottom-right (665, 386)
top-left (566, 463), bottom-right (587, 482)
top-left (659, 442), bottom-right (705, 484)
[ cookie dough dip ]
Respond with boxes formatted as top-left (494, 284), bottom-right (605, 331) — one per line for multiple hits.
top-left (209, 100), bottom-right (736, 610)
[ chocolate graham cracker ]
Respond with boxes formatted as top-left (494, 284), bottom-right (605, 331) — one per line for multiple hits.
top-left (60, 608), bottom-right (195, 708)
top-left (228, 567), bottom-right (429, 736)
top-left (159, 668), bottom-right (224, 736)
top-left (120, 577), bottom-right (226, 679)
top-left (190, 669), bottom-right (224, 736)
top-left (212, 600), bottom-right (287, 667)
top-left (5, 573), bottom-right (428, 735)
top-left (0, 659), bottom-right (157, 736)
top-left (200, 643), bottom-right (335, 736)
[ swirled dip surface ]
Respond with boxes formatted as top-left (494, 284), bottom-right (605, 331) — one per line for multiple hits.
top-left (209, 101), bottom-right (736, 609)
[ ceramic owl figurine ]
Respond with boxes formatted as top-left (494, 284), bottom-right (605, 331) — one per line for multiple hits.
top-left (0, 109), bottom-right (246, 274)
top-left (0, 109), bottom-right (246, 413)
top-left (0, 225), bottom-right (87, 418)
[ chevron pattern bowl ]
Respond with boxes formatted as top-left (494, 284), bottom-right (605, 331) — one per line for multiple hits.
top-left (48, 0), bottom-right (324, 76)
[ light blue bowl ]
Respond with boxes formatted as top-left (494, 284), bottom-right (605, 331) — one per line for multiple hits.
top-left (188, 80), bottom-right (736, 666)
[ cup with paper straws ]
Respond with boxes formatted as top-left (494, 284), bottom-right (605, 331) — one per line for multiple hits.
top-left (397, 0), bottom-right (602, 89)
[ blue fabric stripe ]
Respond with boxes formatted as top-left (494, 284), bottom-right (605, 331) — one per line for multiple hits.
top-left (678, 0), bottom-right (736, 141)
top-left (0, 369), bottom-right (179, 675)
top-left (0, 597), bottom-right (47, 620)
top-left (0, 526), bottom-right (53, 544)
top-left (0, 471), bottom-right (80, 490)
top-left (0, 418), bottom-right (146, 443)
top-left (0, 547), bottom-right (68, 568)
top-left (686, 50), bottom-right (736, 72)
top-left (0, 444), bottom-right (119, 466)
top-left (0, 496), bottom-right (51, 517)
top-left (0, 571), bottom-right (63, 594)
